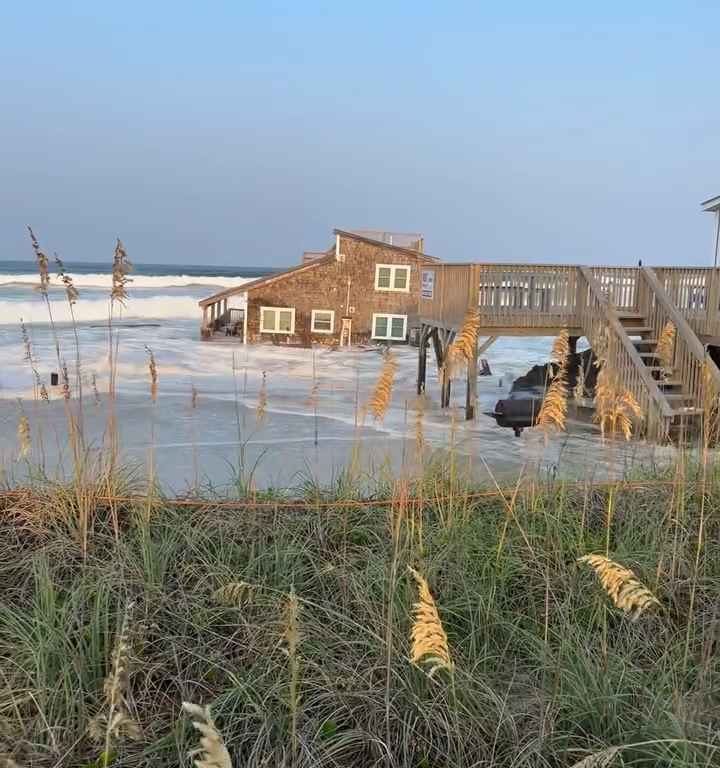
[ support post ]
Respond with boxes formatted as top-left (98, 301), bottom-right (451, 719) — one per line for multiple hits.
top-left (417, 324), bottom-right (428, 395)
top-left (466, 338), bottom-right (478, 420)
top-left (568, 335), bottom-right (579, 355)
top-left (439, 328), bottom-right (454, 409)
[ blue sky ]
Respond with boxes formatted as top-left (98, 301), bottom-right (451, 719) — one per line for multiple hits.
top-left (1, 1), bottom-right (718, 267)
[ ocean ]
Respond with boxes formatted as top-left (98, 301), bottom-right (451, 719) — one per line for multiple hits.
top-left (0, 259), bottom-right (669, 490)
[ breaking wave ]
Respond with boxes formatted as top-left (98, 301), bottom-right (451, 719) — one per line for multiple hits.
top-left (0, 296), bottom-right (207, 325)
top-left (0, 273), bottom-right (254, 290)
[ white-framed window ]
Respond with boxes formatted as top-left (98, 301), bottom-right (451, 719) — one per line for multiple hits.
top-left (374, 264), bottom-right (411, 292)
top-left (311, 309), bottom-right (335, 334)
top-left (260, 306), bottom-right (295, 334)
top-left (372, 313), bottom-right (408, 341)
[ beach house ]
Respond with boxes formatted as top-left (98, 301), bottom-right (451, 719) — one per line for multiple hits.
top-left (199, 229), bottom-right (439, 345)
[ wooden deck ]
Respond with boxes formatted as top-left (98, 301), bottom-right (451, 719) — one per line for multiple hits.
top-left (419, 264), bottom-right (720, 439)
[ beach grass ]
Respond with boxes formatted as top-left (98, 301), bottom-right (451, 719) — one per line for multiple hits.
top-left (1, 461), bottom-right (719, 767)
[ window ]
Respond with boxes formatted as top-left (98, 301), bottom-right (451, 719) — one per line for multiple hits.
top-left (260, 306), bottom-right (295, 334)
top-left (372, 313), bottom-right (407, 341)
top-left (311, 309), bottom-right (335, 334)
top-left (374, 264), bottom-right (410, 292)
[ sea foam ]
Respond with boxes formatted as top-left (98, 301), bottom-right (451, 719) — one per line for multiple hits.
top-left (0, 295), bottom-right (208, 325)
top-left (0, 273), bottom-right (254, 290)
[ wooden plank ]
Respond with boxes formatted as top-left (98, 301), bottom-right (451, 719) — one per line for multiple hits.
top-left (478, 336), bottom-right (497, 355)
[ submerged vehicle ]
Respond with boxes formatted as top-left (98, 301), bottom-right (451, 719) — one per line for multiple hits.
top-left (486, 389), bottom-right (543, 437)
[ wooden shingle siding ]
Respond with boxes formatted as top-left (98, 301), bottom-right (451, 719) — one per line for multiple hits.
top-left (245, 234), bottom-right (433, 344)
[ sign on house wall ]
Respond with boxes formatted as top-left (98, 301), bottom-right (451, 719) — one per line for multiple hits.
top-left (421, 269), bottom-right (435, 299)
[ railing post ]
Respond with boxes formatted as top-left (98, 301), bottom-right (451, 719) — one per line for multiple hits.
top-left (574, 267), bottom-right (585, 329)
top-left (707, 269), bottom-right (720, 335)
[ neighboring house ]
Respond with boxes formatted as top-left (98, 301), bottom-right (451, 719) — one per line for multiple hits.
top-left (199, 229), bottom-right (440, 345)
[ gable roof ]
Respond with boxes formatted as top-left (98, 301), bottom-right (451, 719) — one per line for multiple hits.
top-left (198, 229), bottom-right (440, 308)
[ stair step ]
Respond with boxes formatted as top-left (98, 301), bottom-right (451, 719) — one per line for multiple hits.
top-left (624, 326), bottom-right (654, 335)
top-left (632, 338), bottom-right (658, 346)
top-left (669, 407), bottom-right (704, 417)
top-left (664, 393), bottom-right (695, 402)
top-left (618, 311), bottom-right (645, 319)
top-left (658, 379), bottom-right (683, 388)
top-left (638, 352), bottom-right (660, 359)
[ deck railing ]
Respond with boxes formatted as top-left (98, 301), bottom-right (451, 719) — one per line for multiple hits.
top-left (654, 267), bottom-right (720, 337)
top-left (589, 267), bottom-right (641, 313)
top-left (475, 264), bottom-right (579, 329)
top-left (421, 263), bottom-right (720, 340)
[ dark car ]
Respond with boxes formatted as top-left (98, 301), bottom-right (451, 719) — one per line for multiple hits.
top-left (486, 389), bottom-right (544, 437)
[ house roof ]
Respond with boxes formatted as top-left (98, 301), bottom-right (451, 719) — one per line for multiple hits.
top-left (702, 195), bottom-right (720, 213)
top-left (333, 229), bottom-right (440, 262)
top-left (198, 229), bottom-right (440, 307)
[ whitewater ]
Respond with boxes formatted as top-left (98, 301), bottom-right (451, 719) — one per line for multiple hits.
top-left (0, 259), bottom-right (672, 490)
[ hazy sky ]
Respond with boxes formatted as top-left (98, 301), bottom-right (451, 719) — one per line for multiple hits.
top-left (1, 2), bottom-right (719, 267)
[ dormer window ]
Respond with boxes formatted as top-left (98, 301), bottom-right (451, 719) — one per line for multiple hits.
top-left (375, 264), bottom-right (410, 292)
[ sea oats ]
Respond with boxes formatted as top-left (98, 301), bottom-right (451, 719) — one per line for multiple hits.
top-left (55, 254), bottom-right (79, 305)
top-left (111, 239), bottom-right (133, 305)
top-left (594, 367), bottom-right (642, 440)
top-left (407, 566), bottom-right (453, 677)
top-left (368, 351), bottom-right (398, 422)
top-left (182, 703), bottom-right (232, 768)
top-left (27, 227), bottom-right (50, 295)
top-left (89, 603), bottom-right (140, 746)
top-left (537, 368), bottom-right (568, 432)
top-left (569, 746), bottom-right (621, 767)
top-left (145, 346), bottom-right (158, 402)
top-left (61, 361), bottom-right (71, 401)
top-left (213, 581), bottom-right (254, 605)
top-left (578, 554), bottom-right (660, 619)
top-left (537, 329), bottom-right (570, 432)
top-left (446, 309), bottom-right (480, 375)
top-left (256, 371), bottom-right (268, 424)
top-left (551, 328), bottom-right (570, 366)
top-left (655, 321), bottom-right (676, 376)
top-left (17, 415), bottom-right (31, 458)
top-left (20, 319), bottom-right (32, 363)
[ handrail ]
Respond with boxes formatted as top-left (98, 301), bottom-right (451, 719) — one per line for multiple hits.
top-left (641, 267), bottom-right (720, 398)
top-left (579, 266), bottom-right (674, 432)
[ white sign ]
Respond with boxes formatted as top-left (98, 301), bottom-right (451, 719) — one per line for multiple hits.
top-left (421, 269), bottom-right (435, 299)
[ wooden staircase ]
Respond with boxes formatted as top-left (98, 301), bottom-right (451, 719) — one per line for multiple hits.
top-left (580, 267), bottom-right (720, 439)
top-left (616, 309), bottom-right (705, 433)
